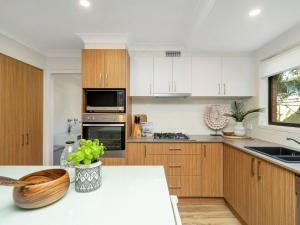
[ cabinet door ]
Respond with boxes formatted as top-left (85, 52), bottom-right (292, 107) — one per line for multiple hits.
top-left (104, 49), bottom-right (127, 88)
top-left (127, 143), bottom-right (146, 165)
top-left (23, 64), bottom-right (43, 165)
top-left (200, 143), bottom-right (223, 197)
top-left (172, 57), bottom-right (191, 93)
top-left (82, 49), bottom-right (105, 88)
top-left (130, 56), bottom-right (154, 96)
top-left (153, 57), bottom-right (173, 94)
top-left (257, 160), bottom-right (296, 225)
top-left (0, 55), bottom-right (25, 165)
top-left (224, 145), bottom-right (256, 225)
top-left (191, 57), bottom-right (222, 96)
top-left (222, 57), bottom-right (254, 96)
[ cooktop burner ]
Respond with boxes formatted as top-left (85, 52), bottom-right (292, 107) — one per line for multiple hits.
top-left (153, 132), bottom-right (190, 140)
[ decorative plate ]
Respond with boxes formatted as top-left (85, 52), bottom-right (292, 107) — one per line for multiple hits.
top-left (203, 105), bottom-right (229, 131)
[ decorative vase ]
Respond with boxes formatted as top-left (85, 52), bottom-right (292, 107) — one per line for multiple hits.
top-left (75, 161), bottom-right (102, 193)
top-left (234, 122), bottom-right (246, 136)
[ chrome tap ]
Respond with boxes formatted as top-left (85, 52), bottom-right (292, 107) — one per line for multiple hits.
top-left (287, 137), bottom-right (300, 145)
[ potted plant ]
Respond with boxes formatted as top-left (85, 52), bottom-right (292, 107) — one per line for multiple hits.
top-left (225, 101), bottom-right (263, 136)
top-left (68, 139), bottom-right (105, 193)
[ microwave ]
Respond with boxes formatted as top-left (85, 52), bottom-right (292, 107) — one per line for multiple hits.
top-left (86, 89), bottom-right (125, 113)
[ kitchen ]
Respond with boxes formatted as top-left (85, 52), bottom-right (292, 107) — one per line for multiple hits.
top-left (1, 0), bottom-right (300, 225)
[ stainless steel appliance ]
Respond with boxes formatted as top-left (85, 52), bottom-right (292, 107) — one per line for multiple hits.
top-left (86, 89), bottom-right (125, 113)
top-left (82, 114), bottom-right (126, 157)
top-left (153, 133), bottom-right (190, 140)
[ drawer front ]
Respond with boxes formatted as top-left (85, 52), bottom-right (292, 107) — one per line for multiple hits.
top-left (167, 176), bottom-right (202, 197)
top-left (145, 154), bottom-right (202, 176)
top-left (146, 143), bottom-right (201, 155)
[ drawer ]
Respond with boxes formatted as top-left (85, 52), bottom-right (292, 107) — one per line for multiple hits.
top-left (167, 176), bottom-right (202, 197)
top-left (146, 143), bottom-right (201, 155)
top-left (145, 154), bottom-right (202, 176)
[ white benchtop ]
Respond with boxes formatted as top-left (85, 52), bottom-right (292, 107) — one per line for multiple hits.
top-left (0, 166), bottom-right (176, 225)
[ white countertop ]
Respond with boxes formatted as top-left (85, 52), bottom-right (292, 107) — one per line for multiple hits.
top-left (0, 166), bottom-right (176, 225)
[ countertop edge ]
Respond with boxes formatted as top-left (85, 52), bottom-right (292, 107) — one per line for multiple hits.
top-left (127, 135), bottom-right (300, 175)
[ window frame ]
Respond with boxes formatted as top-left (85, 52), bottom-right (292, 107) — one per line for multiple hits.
top-left (268, 74), bottom-right (300, 128)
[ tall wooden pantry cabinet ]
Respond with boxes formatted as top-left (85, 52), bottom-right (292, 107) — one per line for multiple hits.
top-left (0, 53), bottom-right (43, 165)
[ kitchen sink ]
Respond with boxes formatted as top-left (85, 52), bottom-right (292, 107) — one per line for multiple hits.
top-left (244, 146), bottom-right (300, 163)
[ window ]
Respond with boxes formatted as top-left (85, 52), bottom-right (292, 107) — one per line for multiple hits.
top-left (269, 67), bottom-right (300, 127)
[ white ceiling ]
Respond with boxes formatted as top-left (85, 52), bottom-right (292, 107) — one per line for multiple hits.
top-left (0, 0), bottom-right (300, 54)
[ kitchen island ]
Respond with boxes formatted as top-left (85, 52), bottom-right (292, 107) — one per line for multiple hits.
top-left (0, 166), bottom-right (177, 225)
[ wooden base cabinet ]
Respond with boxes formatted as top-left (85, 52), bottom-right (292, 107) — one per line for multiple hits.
top-left (127, 143), bottom-right (223, 197)
top-left (0, 54), bottom-right (43, 165)
top-left (224, 144), bottom-right (296, 225)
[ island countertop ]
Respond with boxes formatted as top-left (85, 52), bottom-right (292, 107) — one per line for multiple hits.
top-left (0, 166), bottom-right (176, 225)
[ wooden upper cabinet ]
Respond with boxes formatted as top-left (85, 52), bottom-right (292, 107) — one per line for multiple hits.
top-left (104, 50), bottom-right (127, 88)
top-left (82, 49), bottom-right (104, 88)
top-left (82, 49), bottom-right (127, 89)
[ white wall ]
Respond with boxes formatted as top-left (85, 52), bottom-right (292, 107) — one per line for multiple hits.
top-left (249, 22), bottom-right (300, 150)
top-left (53, 74), bottom-right (81, 135)
top-left (0, 33), bottom-right (46, 69)
top-left (132, 98), bottom-right (239, 134)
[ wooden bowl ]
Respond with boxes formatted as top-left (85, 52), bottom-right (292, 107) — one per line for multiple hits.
top-left (13, 169), bottom-right (70, 209)
top-left (222, 131), bottom-right (234, 136)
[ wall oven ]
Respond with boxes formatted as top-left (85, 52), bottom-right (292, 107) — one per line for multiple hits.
top-left (82, 114), bottom-right (126, 157)
top-left (86, 89), bottom-right (125, 113)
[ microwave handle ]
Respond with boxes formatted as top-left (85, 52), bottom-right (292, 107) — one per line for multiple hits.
top-left (83, 124), bottom-right (125, 127)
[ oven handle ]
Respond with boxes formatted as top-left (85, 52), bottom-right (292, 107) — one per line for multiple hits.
top-left (82, 124), bottom-right (125, 127)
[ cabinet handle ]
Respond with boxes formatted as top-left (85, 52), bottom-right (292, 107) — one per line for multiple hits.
top-left (218, 83), bottom-right (221, 95)
top-left (223, 83), bottom-right (226, 95)
top-left (257, 161), bottom-right (261, 180)
top-left (168, 148), bottom-right (182, 151)
top-left (149, 84), bottom-right (152, 96)
top-left (105, 74), bottom-right (108, 87)
top-left (99, 73), bottom-right (102, 85)
top-left (168, 165), bottom-right (181, 168)
top-left (26, 133), bottom-right (29, 145)
top-left (144, 144), bottom-right (147, 158)
top-left (203, 145), bottom-right (207, 158)
top-left (174, 81), bottom-right (176, 93)
top-left (21, 134), bottom-right (25, 146)
top-left (169, 82), bottom-right (171, 93)
top-left (251, 158), bottom-right (255, 176)
top-left (169, 186), bottom-right (181, 189)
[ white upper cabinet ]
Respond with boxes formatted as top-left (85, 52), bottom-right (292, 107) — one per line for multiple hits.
top-left (153, 57), bottom-right (173, 94)
top-left (191, 56), bottom-right (254, 97)
top-left (192, 57), bottom-right (222, 96)
top-left (172, 57), bottom-right (192, 93)
top-left (222, 57), bottom-right (254, 96)
top-left (130, 56), bottom-right (154, 96)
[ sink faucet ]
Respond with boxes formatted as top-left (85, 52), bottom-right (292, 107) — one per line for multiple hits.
top-left (287, 137), bottom-right (300, 145)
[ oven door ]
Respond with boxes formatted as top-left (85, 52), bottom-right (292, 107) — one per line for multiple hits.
top-left (82, 123), bottom-right (126, 157)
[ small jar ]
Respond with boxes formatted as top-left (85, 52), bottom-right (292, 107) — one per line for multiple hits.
top-left (60, 141), bottom-right (76, 183)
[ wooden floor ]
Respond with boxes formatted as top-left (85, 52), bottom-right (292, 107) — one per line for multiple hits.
top-left (178, 204), bottom-right (241, 225)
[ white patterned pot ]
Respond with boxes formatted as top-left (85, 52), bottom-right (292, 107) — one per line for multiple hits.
top-left (234, 122), bottom-right (246, 136)
top-left (75, 161), bottom-right (102, 193)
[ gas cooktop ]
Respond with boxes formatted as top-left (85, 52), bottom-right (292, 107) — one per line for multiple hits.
top-left (153, 132), bottom-right (190, 140)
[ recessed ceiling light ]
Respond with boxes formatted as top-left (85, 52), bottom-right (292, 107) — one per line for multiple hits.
top-left (80, 0), bottom-right (90, 8)
top-left (249, 9), bottom-right (261, 17)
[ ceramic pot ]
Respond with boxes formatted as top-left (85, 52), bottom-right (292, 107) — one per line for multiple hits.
top-left (75, 161), bottom-right (102, 193)
top-left (234, 122), bottom-right (246, 136)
